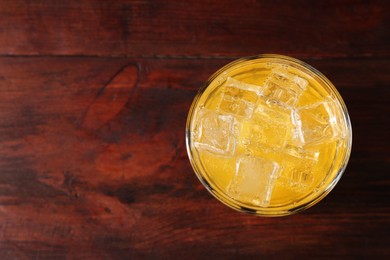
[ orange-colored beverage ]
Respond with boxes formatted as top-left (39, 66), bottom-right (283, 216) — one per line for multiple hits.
top-left (186, 55), bottom-right (352, 216)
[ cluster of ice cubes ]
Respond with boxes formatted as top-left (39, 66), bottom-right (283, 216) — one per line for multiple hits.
top-left (192, 67), bottom-right (344, 207)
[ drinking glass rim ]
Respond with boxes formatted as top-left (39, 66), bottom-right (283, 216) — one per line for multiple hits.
top-left (185, 54), bottom-right (352, 216)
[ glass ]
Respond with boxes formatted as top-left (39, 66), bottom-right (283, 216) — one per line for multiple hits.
top-left (186, 54), bottom-right (352, 216)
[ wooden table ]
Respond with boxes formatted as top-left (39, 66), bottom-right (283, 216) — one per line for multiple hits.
top-left (0, 1), bottom-right (389, 259)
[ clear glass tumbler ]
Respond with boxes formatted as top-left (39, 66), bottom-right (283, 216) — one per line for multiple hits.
top-left (186, 54), bottom-right (352, 216)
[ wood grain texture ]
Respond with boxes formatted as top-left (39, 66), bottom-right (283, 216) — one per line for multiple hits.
top-left (0, 0), bottom-right (389, 258)
top-left (82, 64), bottom-right (139, 131)
top-left (0, 57), bottom-right (389, 259)
top-left (0, 0), bottom-right (388, 58)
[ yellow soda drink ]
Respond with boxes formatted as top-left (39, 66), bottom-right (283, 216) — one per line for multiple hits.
top-left (186, 55), bottom-right (352, 216)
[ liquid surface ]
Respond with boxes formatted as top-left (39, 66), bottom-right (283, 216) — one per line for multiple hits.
top-left (188, 57), bottom-right (351, 214)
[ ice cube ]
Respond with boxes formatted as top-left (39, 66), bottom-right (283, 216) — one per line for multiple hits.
top-left (227, 156), bottom-right (280, 207)
top-left (192, 108), bottom-right (237, 156)
top-left (284, 144), bottom-right (320, 160)
top-left (217, 77), bottom-right (260, 119)
top-left (295, 100), bottom-right (345, 146)
top-left (278, 146), bottom-right (319, 192)
top-left (287, 109), bottom-right (305, 147)
top-left (262, 68), bottom-right (308, 108)
top-left (240, 100), bottom-right (292, 151)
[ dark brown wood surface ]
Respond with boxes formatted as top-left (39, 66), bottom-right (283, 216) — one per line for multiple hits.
top-left (0, 1), bottom-right (389, 259)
